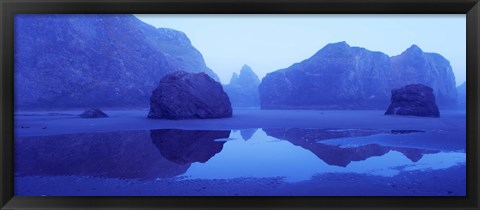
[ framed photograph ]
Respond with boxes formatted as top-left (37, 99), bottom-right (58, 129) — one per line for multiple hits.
top-left (1, 0), bottom-right (479, 209)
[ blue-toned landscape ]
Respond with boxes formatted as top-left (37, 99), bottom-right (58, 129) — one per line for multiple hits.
top-left (14, 14), bottom-right (466, 196)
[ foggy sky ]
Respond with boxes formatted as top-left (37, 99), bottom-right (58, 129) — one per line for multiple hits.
top-left (136, 14), bottom-right (466, 86)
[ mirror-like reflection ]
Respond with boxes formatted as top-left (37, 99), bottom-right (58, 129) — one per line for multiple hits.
top-left (151, 129), bottom-right (230, 165)
top-left (391, 130), bottom-right (425, 134)
top-left (264, 128), bottom-right (386, 142)
top-left (14, 127), bottom-right (466, 196)
top-left (15, 131), bottom-right (189, 179)
top-left (240, 129), bottom-right (258, 141)
top-left (263, 128), bottom-right (438, 166)
top-left (15, 128), bottom-right (459, 179)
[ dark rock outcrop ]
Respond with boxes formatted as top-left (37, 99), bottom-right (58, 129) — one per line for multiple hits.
top-left (79, 108), bottom-right (108, 118)
top-left (150, 129), bottom-right (230, 165)
top-left (385, 84), bottom-right (440, 117)
top-left (223, 65), bottom-right (261, 107)
top-left (15, 14), bottom-right (219, 110)
top-left (148, 71), bottom-right (232, 119)
top-left (259, 42), bottom-right (457, 109)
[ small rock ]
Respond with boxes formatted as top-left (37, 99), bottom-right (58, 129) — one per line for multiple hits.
top-left (79, 108), bottom-right (109, 118)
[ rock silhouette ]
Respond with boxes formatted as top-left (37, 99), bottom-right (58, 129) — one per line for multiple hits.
top-left (385, 84), bottom-right (440, 117)
top-left (79, 108), bottom-right (108, 118)
top-left (391, 45), bottom-right (457, 106)
top-left (148, 71), bottom-right (232, 119)
top-left (15, 14), bottom-right (219, 110)
top-left (223, 65), bottom-right (261, 107)
top-left (259, 42), bottom-right (457, 109)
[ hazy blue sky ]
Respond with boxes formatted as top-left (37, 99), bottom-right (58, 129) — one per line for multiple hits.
top-left (136, 14), bottom-right (466, 85)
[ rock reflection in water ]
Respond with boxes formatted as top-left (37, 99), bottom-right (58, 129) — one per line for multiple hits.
top-left (264, 128), bottom-right (385, 142)
top-left (15, 131), bottom-right (190, 179)
top-left (150, 129), bottom-right (230, 165)
top-left (264, 128), bottom-right (438, 167)
top-left (391, 130), bottom-right (425, 134)
top-left (240, 129), bottom-right (258, 141)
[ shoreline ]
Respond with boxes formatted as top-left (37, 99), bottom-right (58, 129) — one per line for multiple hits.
top-left (14, 109), bottom-right (466, 137)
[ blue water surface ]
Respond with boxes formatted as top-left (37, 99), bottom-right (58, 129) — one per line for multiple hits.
top-left (14, 127), bottom-right (466, 196)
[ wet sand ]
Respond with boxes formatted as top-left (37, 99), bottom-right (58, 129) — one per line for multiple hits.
top-left (15, 164), bottom-right (465, 196)
top-left (15, 109), bottom-right (466, 137)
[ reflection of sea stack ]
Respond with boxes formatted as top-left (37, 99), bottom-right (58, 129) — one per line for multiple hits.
top-left (151, 129), bottom-right (230, 165)
top-left (240, 129), bottom-right (258, 141)
top-left (385, 84), bottom-right (440, 117)
top-left (263, 128), bottom-right (439, 167)
top-left (148, 71), bottom-right (232, 119)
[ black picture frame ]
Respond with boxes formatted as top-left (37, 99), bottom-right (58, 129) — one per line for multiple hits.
top-left (1, 0), bottom-right (479, 209)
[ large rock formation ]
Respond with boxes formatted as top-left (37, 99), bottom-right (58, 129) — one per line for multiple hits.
top-left (150, 129), bottom-right (230, 165)
top-left (385, 84), bottom-right (440, 117)
top-left (15, 14), bottom-right (219, 110)
top-left (148, 71), bottom-right (232, 119)
top-left (259, 42), bottom-right (457, 109)
top-left (259, 42), bottom-right (394, 109)
top-left (390, 45), bottom-right (457, 106)
top-left (223, 65), bottom-right (261, 107)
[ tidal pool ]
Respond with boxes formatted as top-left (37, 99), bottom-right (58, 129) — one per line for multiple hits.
top-left (14, 128), bottom-right (466, 196)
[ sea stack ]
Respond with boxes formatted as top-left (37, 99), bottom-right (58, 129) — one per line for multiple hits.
top-left (223, 65), bottom-right (261, 107)
top-left (14, 14), bottom-right (220, 110)
top-left (385, 84), bottom-right (440, 117)
top-left (148, 71), bottom-right (232, 119)
top-left (259, 42), bottom-right (457, 109)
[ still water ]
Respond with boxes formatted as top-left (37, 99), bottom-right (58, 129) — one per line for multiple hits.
top-left (14, 128), bottom-right (466, 196)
